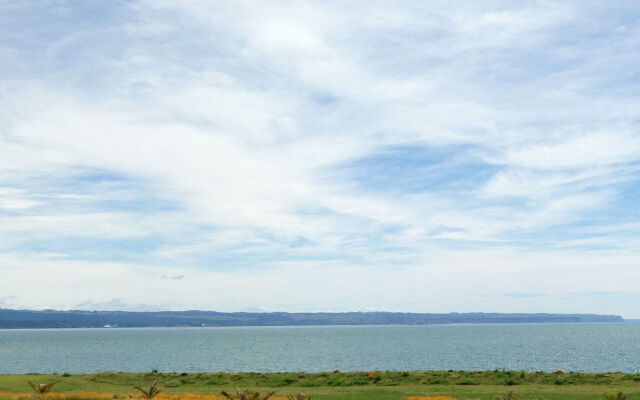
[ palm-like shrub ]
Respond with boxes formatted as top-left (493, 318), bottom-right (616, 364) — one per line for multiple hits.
top-left (287, 394), bottom-right (312, 400)
top-left (28, 381), bottom-right (57, 394)
top-left (604, 392), bottom-right (628, 400)
top-left (494, 391), bottom-right (520, 400)
top-left (221, 388), bottom-right (275, 400)
top-left (134, 381), bottom-right (161, 399)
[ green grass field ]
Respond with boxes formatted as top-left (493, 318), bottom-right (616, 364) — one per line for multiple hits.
top-left (1, 371), bottom-right (639, 400)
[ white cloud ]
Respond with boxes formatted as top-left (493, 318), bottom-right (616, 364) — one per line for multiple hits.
top-left (2, 248), bottom-right (640, 316)
top-left (499, 131), bottom-right (640, 170)
top-left (0, 1), bottom-right (639, 314)
top-left (0, 187), bottom-right (40, 210)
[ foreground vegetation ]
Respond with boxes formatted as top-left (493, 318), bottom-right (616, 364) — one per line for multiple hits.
top-left (0, 371), bottom-right (639, 400)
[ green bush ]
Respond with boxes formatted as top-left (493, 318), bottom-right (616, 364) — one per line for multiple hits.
top-left (603, 392), bottom-right (628, 400)
top-left (274, 377), bottom-right (297, 387)
top-left (427, 377), bottom-right (450, 385)
top-left (300, 381), bottom-right (321, 388)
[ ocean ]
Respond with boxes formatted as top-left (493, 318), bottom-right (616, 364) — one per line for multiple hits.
top-left (0, 323), bottom-right (638, 374)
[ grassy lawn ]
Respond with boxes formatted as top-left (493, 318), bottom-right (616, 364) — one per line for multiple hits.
top-left (1, 371), bottom-right (639, 400)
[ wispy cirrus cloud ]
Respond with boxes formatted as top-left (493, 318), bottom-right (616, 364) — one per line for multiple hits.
top-left (1, 1), bottom-right (639, 315)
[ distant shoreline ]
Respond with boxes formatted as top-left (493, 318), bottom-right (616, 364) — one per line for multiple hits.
top-left (0, 309), bottom-right (624, 329)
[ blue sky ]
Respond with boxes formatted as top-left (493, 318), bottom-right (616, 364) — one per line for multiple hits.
top-left (1, 1), bottom-right (640, 316)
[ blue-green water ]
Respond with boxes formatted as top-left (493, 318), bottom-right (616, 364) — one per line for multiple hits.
top-left (1, 323), bottom-right (639, 374)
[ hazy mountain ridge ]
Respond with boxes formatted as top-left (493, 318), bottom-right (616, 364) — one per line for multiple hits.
top-left (0, 309), bottom-right (624, 328)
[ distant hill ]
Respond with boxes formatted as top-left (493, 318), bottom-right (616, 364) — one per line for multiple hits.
top-left (0, 309), bottom-right (624, 329)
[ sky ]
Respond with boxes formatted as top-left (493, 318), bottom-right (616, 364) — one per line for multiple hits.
top-left (1, 1), bottom-right (640, 317)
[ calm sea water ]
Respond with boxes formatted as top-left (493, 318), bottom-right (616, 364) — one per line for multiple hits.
top-left (1, 323), bottom-right (639, 374)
